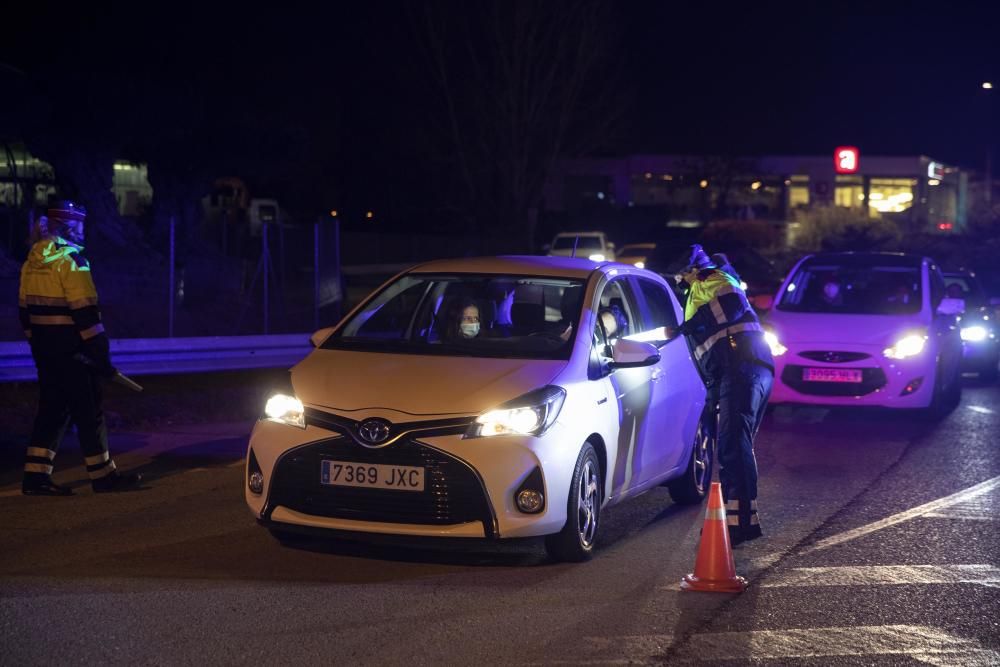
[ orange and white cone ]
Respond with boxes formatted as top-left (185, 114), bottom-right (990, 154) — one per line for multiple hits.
top-left (680, 482), bottom-right (747, 593)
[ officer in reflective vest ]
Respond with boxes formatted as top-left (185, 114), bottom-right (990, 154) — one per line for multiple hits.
top-left (667, 244), bottom-right (773, 545)
top-left (18, 201), bottom-right (142, 495)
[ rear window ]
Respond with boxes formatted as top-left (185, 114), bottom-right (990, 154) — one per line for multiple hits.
top-left (777, 263), bottom-right (923, 315)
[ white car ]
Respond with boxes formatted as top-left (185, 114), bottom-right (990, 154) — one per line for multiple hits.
top-left (246, 256), bottom-right (709, 561)
top-left (547, 231), bottom-right (616, 262)
top-left (764, 252), bottom-right (963, 414)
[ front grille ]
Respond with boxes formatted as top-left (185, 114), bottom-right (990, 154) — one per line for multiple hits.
top-left (266, 436), bottom-right (495, 534)
top-left (799, 351), bottom-right (871, 363)
top-left (781, 364), bottom-right (887, 396)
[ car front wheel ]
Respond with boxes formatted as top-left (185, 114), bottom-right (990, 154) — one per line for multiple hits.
top-left (545, 443), bottom-right (601, 562)
top-left (667, 406), bottom-right (716, 504)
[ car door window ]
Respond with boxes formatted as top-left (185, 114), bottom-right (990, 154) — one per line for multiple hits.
top-left (633, 278), bottom-right (680, 335)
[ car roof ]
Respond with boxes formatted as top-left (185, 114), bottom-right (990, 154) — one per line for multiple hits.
top-left (409, 255), bottom-right (602, 278)
top-left (803, 251), bottom-right (924, 268)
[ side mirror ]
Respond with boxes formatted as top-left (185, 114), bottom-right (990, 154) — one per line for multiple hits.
top-left (609, 338), bottom-right (660, 369)
top-left (310, 326), bottom-right (337, 348)
top-left (935, 297), bottom-right (965, 316)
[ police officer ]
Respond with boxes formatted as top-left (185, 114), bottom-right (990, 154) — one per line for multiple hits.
top-left (18, 201), bottom-right (142, 495)
top-left (667, 244), bottom-right (773, 545)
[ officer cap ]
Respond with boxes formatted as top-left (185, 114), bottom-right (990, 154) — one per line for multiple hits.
top-left (47, 200), bottom-right (87, 222)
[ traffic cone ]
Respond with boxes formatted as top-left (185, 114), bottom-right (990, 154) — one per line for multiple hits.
top-left (680, 482), bottom-right (747, 593)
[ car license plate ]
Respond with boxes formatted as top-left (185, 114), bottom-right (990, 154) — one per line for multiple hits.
top-left (320, 460), bottom-right (425, 491)
top-left (803, 367), bottom-right (863, 383)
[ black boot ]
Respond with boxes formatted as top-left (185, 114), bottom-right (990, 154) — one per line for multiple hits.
top-left (22, 477), bottom-right (74, 496)
top-left (92, 470), bottom-right (143, 493)
top-left (726, 499), bottom-right (762, 546)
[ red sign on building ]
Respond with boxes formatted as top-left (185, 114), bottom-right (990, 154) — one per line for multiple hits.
top-left (834, 146), bottom-right (860, 174)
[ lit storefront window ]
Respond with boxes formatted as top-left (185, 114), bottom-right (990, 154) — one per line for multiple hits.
top-left (788, 175), bottom-right (809, 209)
top-left (835, 175), bottom-right (863, 209)
top-left (868, 178), bottom-right (916, 216)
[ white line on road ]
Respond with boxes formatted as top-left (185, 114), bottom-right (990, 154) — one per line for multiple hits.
top-left (803, 475), bottom-right (1000, 554)
top-left (967, 405), bottom-right (995, 415)
top-left (680, 625), bottom-right (998, 664)
top-left (762, 564), bottom-right (1000, 588)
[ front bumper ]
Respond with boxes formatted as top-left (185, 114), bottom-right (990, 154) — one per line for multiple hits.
top-left (770, 344), bottom-right (937, 408)
top-left (245, 411), bottom-right (582, 540)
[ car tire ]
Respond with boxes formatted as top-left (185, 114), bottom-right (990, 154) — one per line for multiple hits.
top-left (923, 357), bottom-right (961, 420)
top-left (545, 443), bottom-right (601, 563)
top-left (667, 408), bottom-right (715, 505)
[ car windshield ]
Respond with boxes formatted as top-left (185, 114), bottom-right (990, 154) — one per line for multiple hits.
top-left (777, 263), bottom-right (922, 315)
top-left (553, 235), bottom-right (602, 251)
top-left (943, 274), bottom-right (985, 307)
top-left (324, 273), bottom-right (586, 359)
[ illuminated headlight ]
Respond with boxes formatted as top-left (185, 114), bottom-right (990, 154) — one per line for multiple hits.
top-left (961, 325), bottom-right (987, 342)
top-left (740, 281), bottom-right (749, 291)
top-left (466, 386), bottom-right (566, 438)
top-left (883, 333), bottom-right (927, 359)
top-left (588, 253), bottom-right (606, 262)
top-left (634, 261), bottom-right (645, 269)
top-left (763, 330), bottom-right (787, 356)
top-left (264, 393), bottom-right (305, 428)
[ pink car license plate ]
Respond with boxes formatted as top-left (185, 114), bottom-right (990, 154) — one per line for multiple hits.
top-left (803, 367), bottom-right (863, 383)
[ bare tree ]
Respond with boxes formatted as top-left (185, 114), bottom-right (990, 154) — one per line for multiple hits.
top-left (412, 1), bottom-right (628, 251)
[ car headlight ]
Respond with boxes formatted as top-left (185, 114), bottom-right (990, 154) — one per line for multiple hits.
top-left (588, 253), bottom-right (606, 262)
top-left (465, 386), bottom-right (566, 438)
top-left (264, 393), bottom-right (305, 428)
top-left (883, 332), bottom-right (927, 359)
top-left (763, 330), bottom-right (787, 357)
top-left (961, 325), bottom-right (988, 342)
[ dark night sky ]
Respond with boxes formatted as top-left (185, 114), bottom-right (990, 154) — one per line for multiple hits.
top-left (3, 1), bottom-right (998, 215)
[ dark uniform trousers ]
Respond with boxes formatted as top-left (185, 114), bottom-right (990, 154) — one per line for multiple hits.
top-left (714, 360), bottom-right (772, 507)
top-left (24, 357), bottom-right (114, 481)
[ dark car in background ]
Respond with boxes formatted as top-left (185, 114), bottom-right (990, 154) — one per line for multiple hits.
top-left (644, 240), bottom-right (784, 312)
top-left (943, 270), bottom-right (1000, 381)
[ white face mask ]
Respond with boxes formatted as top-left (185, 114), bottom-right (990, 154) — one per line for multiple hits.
top-left (460, 322), bottom-right (480, 337)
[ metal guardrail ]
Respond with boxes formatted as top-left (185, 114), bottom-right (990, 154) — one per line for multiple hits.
top-left (0, 334), bottom-right (314, 382)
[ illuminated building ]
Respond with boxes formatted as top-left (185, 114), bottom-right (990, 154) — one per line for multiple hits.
top-left (545, 153), bottom-right (975, 232)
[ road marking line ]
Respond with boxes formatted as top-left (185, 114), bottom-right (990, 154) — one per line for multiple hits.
top-left (967, 405), bottom-right (995, 415)
top-left (679, 625), bottom-right (997, 663)
top-left (762, 564), bottom-right (1000, 588)
top-left (925, 495), bottom-right (997, 521)
top-left (803, 475), bottom-right (1000, 553)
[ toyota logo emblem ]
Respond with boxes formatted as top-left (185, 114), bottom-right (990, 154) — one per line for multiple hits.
top-left (358, 418), bottom-right (391, 445)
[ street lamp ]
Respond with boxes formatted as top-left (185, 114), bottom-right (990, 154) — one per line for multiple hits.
top-left (983, 82), bottom-right (994, 204)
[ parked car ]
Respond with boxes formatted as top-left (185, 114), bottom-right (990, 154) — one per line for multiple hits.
top-left (615, 243), bottom-right (656, 269)
top-left (246, 256), bottom-right (711, 561)
top-left (644, 240), bottom-right (783, 311)
top-left (942, 270), bottom-right (999, 381)
top-left (546, 231), bottom-right (616, 262)
top-left (764, 252), bottom-right (963, 415)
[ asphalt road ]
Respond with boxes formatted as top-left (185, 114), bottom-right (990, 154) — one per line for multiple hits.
top-left (1, 379), bottom-right (998, 666)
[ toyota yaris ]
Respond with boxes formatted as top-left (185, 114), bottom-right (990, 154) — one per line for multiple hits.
top-left (246, 256), bottom-right (710, 561)
top-left (764, 252), bottom-right (963, 415)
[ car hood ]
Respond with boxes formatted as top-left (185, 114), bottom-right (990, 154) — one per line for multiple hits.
top-left (292, 349), bottom-right (567, 416)
top-left (766, 311), bottom-right (928, 346)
